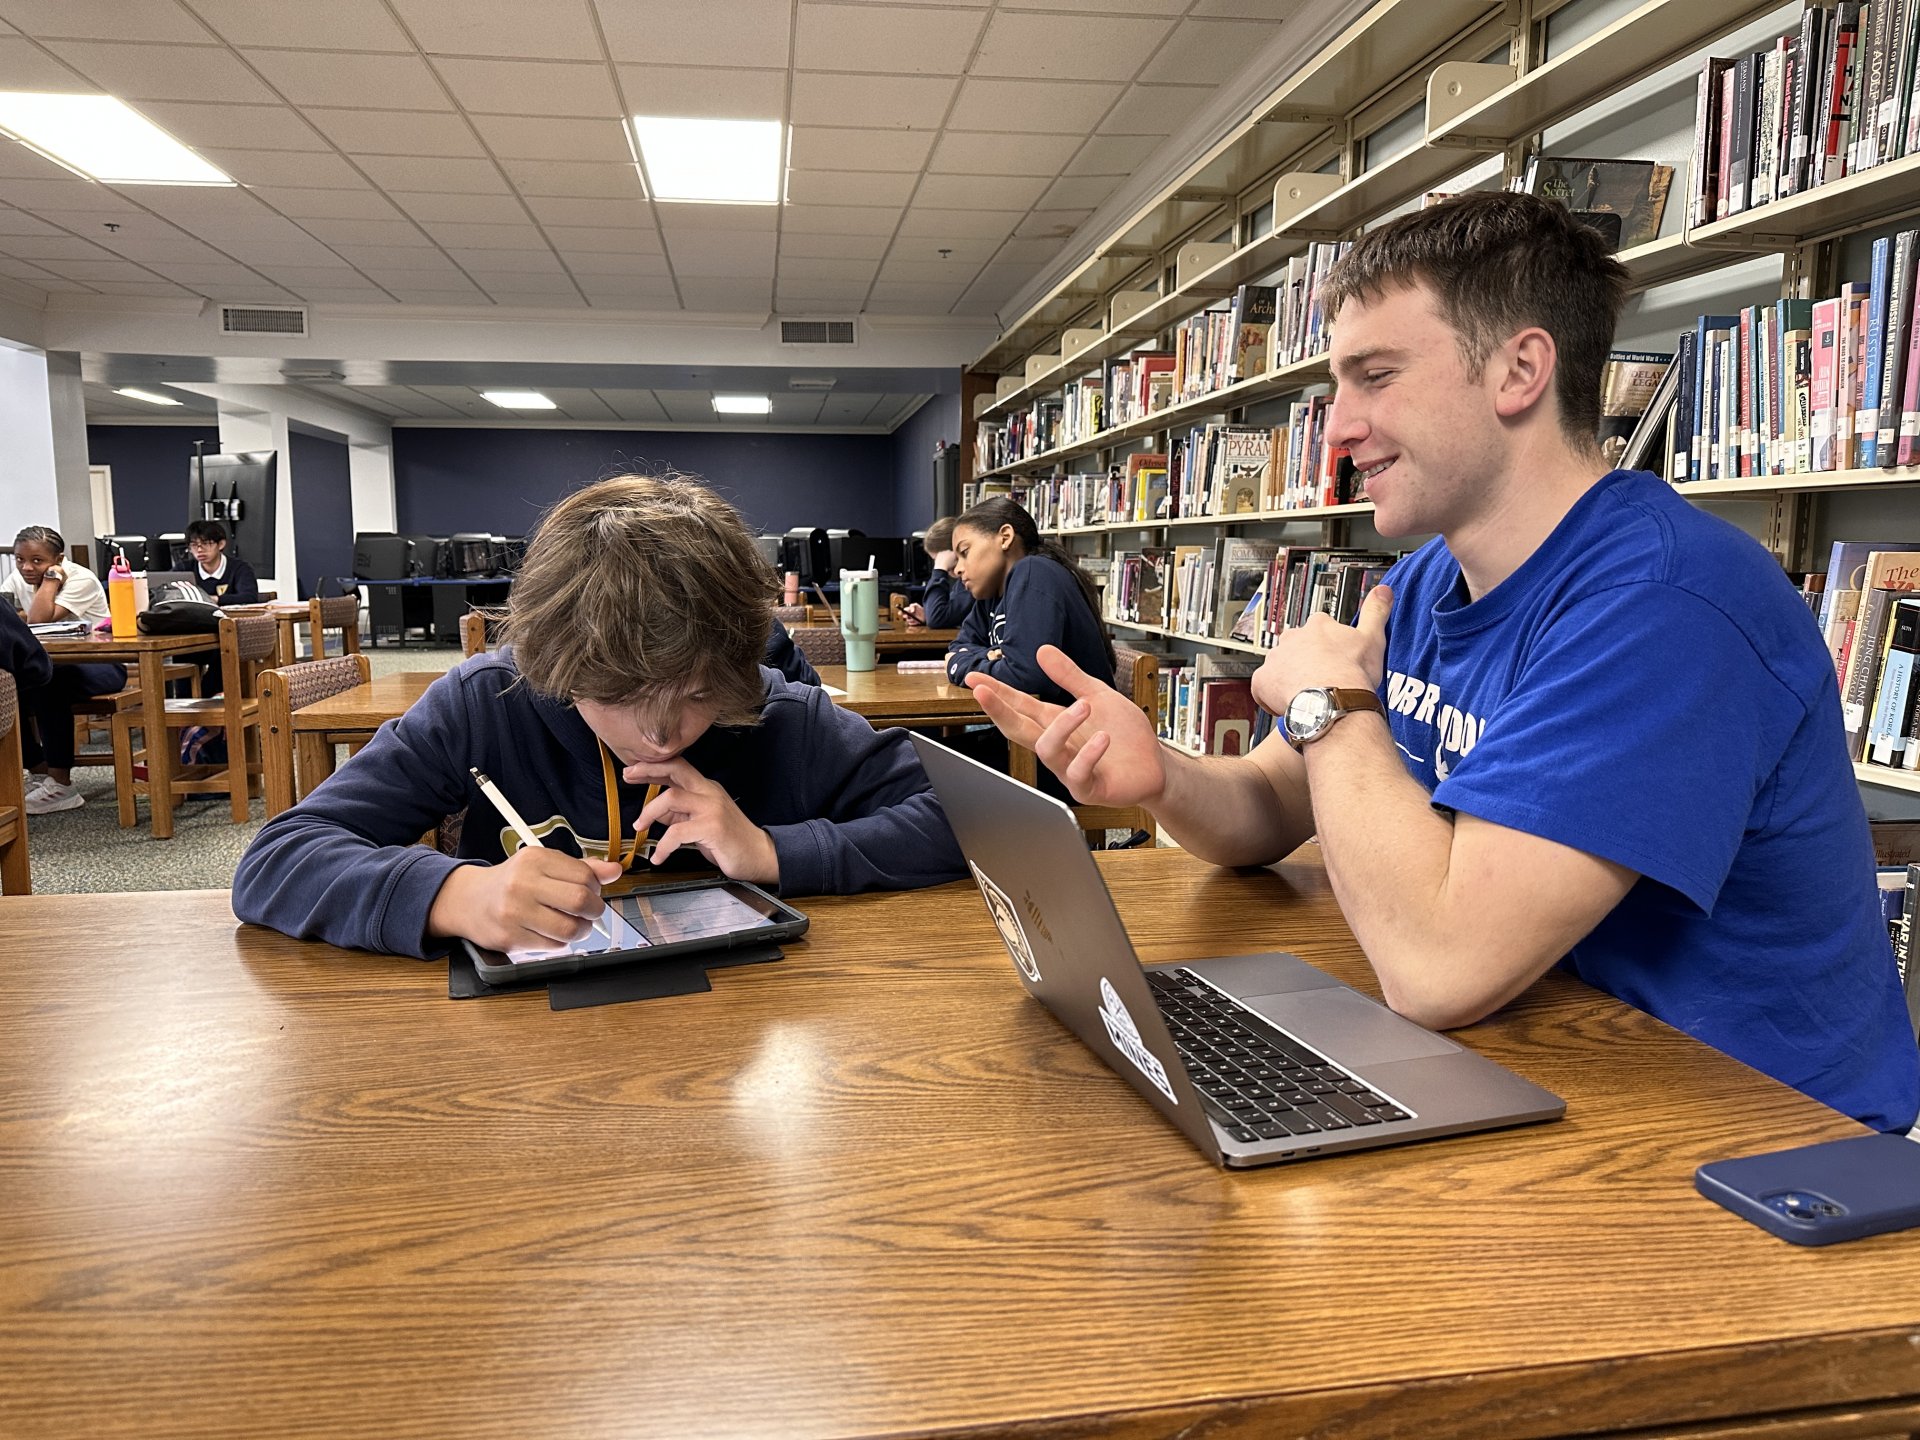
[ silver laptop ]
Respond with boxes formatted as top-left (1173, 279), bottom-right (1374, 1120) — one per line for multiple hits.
top-left (910, 733), bottom-right (1564, 1168)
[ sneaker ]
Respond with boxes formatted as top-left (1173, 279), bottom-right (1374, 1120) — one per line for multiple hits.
top-left (24, 779), bottom-right (84, 814)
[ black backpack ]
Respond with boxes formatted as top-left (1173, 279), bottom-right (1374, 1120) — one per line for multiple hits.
top-left (136, 599), bottom-right (222, 635)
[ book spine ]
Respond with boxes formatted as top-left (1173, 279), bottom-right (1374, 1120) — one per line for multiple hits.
top-left (1865, 235), bottom-right (1894, 465)
top-left (1898, 304), bottom-right (1920, 465)
top-left (1672, 330), bottom-right (1697, 481)
top-left (1738, 306), bottom-right (1756, 475)
top-left (1694, 61), bottom-right (1722, 225)
top-left (1731, 53), bottom-right (1756, 211)
top-left (1871, 601), bottom-right (1920, 763)
top-left (1848, 587), bottom-right (1908, 757)
top-left (1863, 0), bottom-right (1894, 171)
top-left (1828, 5), bottom-right (1862, 183)
top-left (1882, 229), bottom-right (1918, 464)
top-left (1812, 298), bottom-right (1840, 470)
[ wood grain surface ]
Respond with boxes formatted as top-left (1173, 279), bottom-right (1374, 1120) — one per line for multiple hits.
top-left (286, 671), bottom-right (442, 732)
top-left (816, 662), bottom-right (985, 723)
top-left (0, 848), bottom-right (1915, 1440)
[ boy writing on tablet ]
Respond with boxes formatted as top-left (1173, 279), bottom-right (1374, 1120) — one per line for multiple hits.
top-left (233, 473), bottom-right (967, 957)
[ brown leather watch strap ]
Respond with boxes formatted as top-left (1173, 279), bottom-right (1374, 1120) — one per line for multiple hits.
top-left (1326, 687), bottom-right (1385, 717)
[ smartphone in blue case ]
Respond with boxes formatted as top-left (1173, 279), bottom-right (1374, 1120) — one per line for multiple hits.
top-left (1695, 1133), bottom-right (1920, 1246)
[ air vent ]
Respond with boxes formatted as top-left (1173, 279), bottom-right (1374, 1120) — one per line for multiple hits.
top-left (221, 304), bottom-right (308, 337)
top-left (779, 318), bottom-right (855, 346)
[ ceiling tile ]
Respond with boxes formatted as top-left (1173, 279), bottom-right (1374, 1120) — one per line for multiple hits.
top-left (594, 390), bottom-right (670, 421)
top-left (132, 185), bottom-right (287, 222)
top-left (885, 234), bottom-right (999, 263)
top-left (42, 41), bottom-right (278, 103)
top-left (43, 257), bottom-right (168, 281)
top-left (598, 0), bottom-right (790, 68)
top-left (540, 224), bottom-right (662, 253)
top-left (242, 50), bottom-right (451, 110)
top-left (789, 72), bottom-right (956, 130)
top-left (647, 202), bottom-right (774, 232)
top-left (250, 187), bottom-right (405, 221)
top-left (136, 101), bottom-right (329, 153)
top-left (656, 389), bottom-right (718, 420)
top-left (189, 0), bottom-right (414, 51)
top-left (945, 78), bottom-right (1121, 134)
top-left (1193, 0), bottom-right (1306, 13)
top-left (896, 206), bottom-right (1024, 240)
top-left (33, 277), bottom-right (105, 293)
top-left (0, 207), bottom-right (60, 235)
top-left (85, 279), bottom-right (195, 296)
top-left (929, 131), bottom-right (1081, 176)
top-left (219, 237), bottom-right (351, 265)
top-left (779, 204), bottom-right (903, 236)
top-left (1013, 208), bottom-right (1094, 240)
top-left (0, 253), bottom-right (57, 279)
top-left (1038, 174), bottom-right (1122, 210)
top-left (389, 0), bottom-right (603, 61)
top-left (96, 236), bottom-right (230, 264)
top-left (1102, 82), bottom-right (1211, 135)
top-left (779, 231), bottom-right (888, 260)
top-left (389, 192), bottom-right (529, 224)
top-left (0, 0), bottom-right (206, 43)
top-left (578, 285), bottom-right (678, 308)
top-left (357, 155), bottom-right (509, 194)
top-left (788, 126), bottom-right (935, 174)
top-left (775, 287), bottom-right (871, 307)
top-left (2, 234), bottom-right (116, 260)
top-left (451, 247), bottom-right (564, 273)
top-left (784, 170), bottom-right (917, 208)
top-left (866, 282), bottom-right (962, 306)
top-left (420, 221), bottom-right (545, 249)
top-left (468, 114), bottom-right (630, 162)
top-left (617, 65), bottom-right (786, 122)
top-left (204, 149), bottom-right (367, 189)
top-left (475, 272), bottom-right (579, 294)
top-left (877, 257), bottom-right (978, 283)
top-left (1064, 133), bottom-right (1160, 176)
top-left (676, 277), bottom-right (770, 309)
top-left (435, 57), bottom-right (621, 118)
top-left (305, 109), bottom-right (486, 159)
top-left (256, 264), bottom-right (373, 287)
top-left (0, 36), bottom-right (89, 91)
top-left (795, 4), bottom-right (983, 75)
top-left (387, 285), bottom-right (489, 304)
top-left (0, 178), bottom-right (140, 211)
top-left (559, 250), bottom-right (670, 276)
top-left (523, 194), bottom-right (649, 228)
top-left (499, 159), bottom-right (642, 198)
top-left (486, 290), bottom-right (588, 308)
top-left (665, 230), bottom-right (777, 273)
top-left (995, 236), bottom-right (1064, 264)
top-left (300, 218), bottom-right (436, 247)
top-left (972, 13), bottom-right (1174, 82)
top-left (777, 256), bottom-right (877, 283)
top-left (0, 139), bottom-right (72, 180)
top-left (913, 173), bottom-right (1047, 210)
top-left (1140, 17), bottom-right (1285, 85)
top-left (1003, 0), bottom-right (1187, 10)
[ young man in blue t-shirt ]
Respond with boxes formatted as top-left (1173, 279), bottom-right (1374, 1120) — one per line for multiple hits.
top-left (964, 191), bottom-right (1920, 1133)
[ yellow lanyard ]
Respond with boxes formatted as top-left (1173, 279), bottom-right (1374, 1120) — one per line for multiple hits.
top-left (599, 742), bottom-right (659, 870)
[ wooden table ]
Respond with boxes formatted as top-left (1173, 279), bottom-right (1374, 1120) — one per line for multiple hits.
top-left (285, 670), bottom-right (441, 797)
top-left (39, 630), bottom-right (230, 839)
top-left (2, 849), bottom-right (1914, 1440)
top-left (815, 661), bottom-right (985, 727)
top-left (873, 622), bottom-right (958, 655)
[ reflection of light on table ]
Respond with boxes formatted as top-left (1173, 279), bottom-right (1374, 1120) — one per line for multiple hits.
top-left (731, 1026), bottom-right (823, 1151)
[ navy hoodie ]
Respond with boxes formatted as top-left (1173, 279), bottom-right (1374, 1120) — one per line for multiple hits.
top-left (946, 553), bottom-right (1113, 704)
top-left (0, 603), bottom-right (53, 691)
top-left (232, 649), bottom-right (966, 957)
top-left (920, 570), bottom-right (975, 628)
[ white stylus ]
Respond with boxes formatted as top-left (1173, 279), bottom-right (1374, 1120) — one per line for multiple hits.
top-left (470, 767), bottom-right (614, 943)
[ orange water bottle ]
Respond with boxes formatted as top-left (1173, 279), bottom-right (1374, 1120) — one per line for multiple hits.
top-left (108, 548), bottom-right (137, 637)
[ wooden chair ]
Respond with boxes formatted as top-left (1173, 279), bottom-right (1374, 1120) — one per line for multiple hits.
top-left (461, 609), bottom-right (505, 657)
top-left (71, 659), bottom-right (202, 767)
top-left (1010, 644), bottom-right (1160, 847)
top-left (771, 604), bottom-right (808, 626)
top-left (789, 625), bottom-right (847, 668)
top-left (112, 614), bottom-right (280, 824)
top-left (307, 593), bottom-right (362, 660)
top-left (259, 654), bottom-right (372, 818)
top-left (0, 673), bottom-right (29, 894)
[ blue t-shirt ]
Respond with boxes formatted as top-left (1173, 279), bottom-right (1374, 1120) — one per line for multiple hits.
top-left (1379, 468), bottom-right (1919, 1132)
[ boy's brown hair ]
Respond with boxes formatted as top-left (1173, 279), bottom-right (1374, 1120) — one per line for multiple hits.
top-left (1321, 191), bottom-right (1629, 448)
top-left (504, 474), bottom-right (774, 731)
top-left (922, 515), bottom-right (956, 554)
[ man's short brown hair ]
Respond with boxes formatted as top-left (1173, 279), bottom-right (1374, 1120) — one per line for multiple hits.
top-left (1322, 191), bottom-right (1630, 448)
top-left (922, 515), bottom-right (956, 554)
top-left (504, 473), bottom-right (774, 730)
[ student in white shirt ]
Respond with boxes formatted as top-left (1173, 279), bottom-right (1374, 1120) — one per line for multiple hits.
top-left (5, 525), bottom-right (123, 813)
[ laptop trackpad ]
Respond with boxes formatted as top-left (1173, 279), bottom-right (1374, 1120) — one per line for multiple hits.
top-left (1243, 988), bottom-right (1461, 1066)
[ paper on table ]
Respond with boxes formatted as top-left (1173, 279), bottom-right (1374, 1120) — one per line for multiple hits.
top-left (820, 683), bottom-right (847, 696)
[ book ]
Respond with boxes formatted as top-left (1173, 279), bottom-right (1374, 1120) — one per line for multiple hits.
top-left (1228, 284), bottom-right (1277, 384)
top-left (1211, 427), bottom-right (1272, 514)
top-left (1869, 596), bottom-right (1920, 764)
top-left (1841, 550), bottom-right (1920, 758)
top-left (1693, 57), bottom-right (1739, 226)
top-left (1524, 155), bottom-right (1673, 248)
top-left (1878, 229), bottom-right (1918, 464)
top-left (1598, 350), bottom-right (1673, 469)
top-left (1212, 537), bottom-right (1279, 640)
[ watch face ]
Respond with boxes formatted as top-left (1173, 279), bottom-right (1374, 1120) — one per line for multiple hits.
top-left (1286, 688), bottom-right (1332, 739)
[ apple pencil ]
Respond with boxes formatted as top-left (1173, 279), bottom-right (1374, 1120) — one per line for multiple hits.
top-left (470, 767), bottom-right (613, 943)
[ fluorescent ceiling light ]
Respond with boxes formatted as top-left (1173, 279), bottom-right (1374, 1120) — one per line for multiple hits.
top-left (713, 395), bottom-right (772, 415)
top-left (628, 116), bottom-right (782, 204)
top-left (115, 387), bottom-right (182, 406)
top-left (0, 93), bottom-right (231, 185)
top-left (481, 390), bottom-right (557, 410)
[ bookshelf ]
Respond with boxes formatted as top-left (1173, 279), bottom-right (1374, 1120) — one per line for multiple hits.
top-left (1855, 763), bottom-right (1920, 796)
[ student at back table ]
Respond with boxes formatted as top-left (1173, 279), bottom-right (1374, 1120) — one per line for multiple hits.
top-left (900, 516), bottom-right (974, 629)
top-left (233, 473), bottom-right (967, 958)
top-left (185, 520), bottom-right (259, 605)
top-left (964, 192), bottom-right (1919, 1133)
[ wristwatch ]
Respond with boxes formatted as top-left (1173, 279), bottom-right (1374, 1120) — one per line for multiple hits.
top-left (1283, 686), bottom-right (1386, 751)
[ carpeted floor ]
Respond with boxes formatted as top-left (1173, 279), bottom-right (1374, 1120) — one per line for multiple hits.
top-left (25, 644), bottom-right (466, 895)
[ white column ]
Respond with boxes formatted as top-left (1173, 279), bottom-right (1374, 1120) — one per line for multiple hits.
top-left (45, 352), bottom-right (93, 549)
top-left (215, 402), bottom-right (296, 596)
top-left (0, 342), bottom-right (61, 551)
top-left (349, 440), bottom-right (396, 534)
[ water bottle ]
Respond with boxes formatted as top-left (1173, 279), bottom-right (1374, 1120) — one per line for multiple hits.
top-left (108, 548), bottom-right (138, 638)
top-left (839, 559), bottom-right (879, 672)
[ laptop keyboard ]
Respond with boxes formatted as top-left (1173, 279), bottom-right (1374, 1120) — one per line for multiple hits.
top-left (1145, 969), bottom-right (1413, 1145)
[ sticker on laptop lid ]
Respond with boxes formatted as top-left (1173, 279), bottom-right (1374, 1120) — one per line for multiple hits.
top-left (970, 859), bottom-right (1042, 983)
top-left (1098, 977), bottom-right (1177, 1104)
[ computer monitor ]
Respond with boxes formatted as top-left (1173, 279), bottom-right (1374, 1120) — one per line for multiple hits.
top-left (190, 450), bottom-right (277, 566)
top-left (154, 533), bottom-right (191, 571)
top-left (93, 535), bottom-right (148, 577)
top-left (445, 533), bottom-right (496, 577)
top-left (402, 535), bottom-right (444, 579)
top-left (353, 533), bottom-right (413, 580)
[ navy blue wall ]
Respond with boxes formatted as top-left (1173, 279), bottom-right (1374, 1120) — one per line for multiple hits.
top-left (890, 393), bottom-right (961, 535)
top-left (289, 430), bottom-right (354, 600)
top-left (392, 428), bottom-right (899, 539)
top-left (87, 424), bottom-right (221, 546)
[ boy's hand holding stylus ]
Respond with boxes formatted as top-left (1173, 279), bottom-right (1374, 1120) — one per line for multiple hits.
top-left (428, 849), bottom-right (624, 955)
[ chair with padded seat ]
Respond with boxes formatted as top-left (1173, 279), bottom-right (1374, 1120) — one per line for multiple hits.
top-left (306, 593), bottom-right (363, 661)
top-left (0, 673), bottom-right (29, 894)
top-left (788, 625), bottom-right (847, 668)
top-left (112, 613), bottom-right (280, 825)
top-left (258, 653), bottom-right (373, 818)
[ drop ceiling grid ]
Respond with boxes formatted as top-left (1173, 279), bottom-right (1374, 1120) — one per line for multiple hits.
top-left (0, 0), bottom-right (1291, 317)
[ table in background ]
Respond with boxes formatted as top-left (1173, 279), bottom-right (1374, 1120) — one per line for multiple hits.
top-left (873, 622), bottom-right (957, 656)
top-left (0, 848), bottom-right (1912, 1439)
top-left (814, 661), bottom-right (984, 728)
top-left (39, 630), bottom-right (227, 839)
top-left (361, 577), bottom-right (511, 646)
top-left (278, 670), bottom-right (441, 799)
